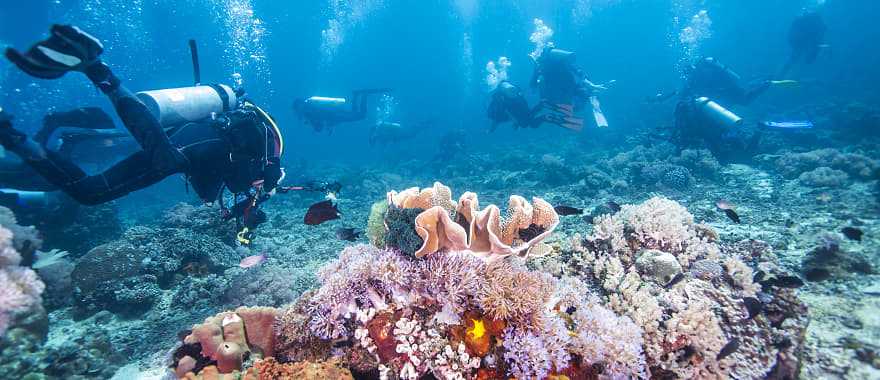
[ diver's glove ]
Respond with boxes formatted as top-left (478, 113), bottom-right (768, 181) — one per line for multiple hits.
top-left (5, 25), bottom-right (105, 79)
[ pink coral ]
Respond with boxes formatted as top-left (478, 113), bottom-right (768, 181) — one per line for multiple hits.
top-left (0, 226), bottom-right (45, 335)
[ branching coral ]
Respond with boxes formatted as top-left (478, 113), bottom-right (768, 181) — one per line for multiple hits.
top-left (0, 226), bottom-right (45, 336)
top-left (477, 261), bottom-right (556, 326)
top-left (574, 196), bottom-right (806, 379)
top-left (270, 244), bottom-right (648, 379)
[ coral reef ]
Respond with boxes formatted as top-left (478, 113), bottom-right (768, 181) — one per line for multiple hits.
top-left (172, 307), bottom-right (278, 377)
top-left (0, 207), bottom-right (46, 338)
top-left (71, 223), bottom-right (240, 315)
top-left (0, 226), bottom-right (45, 336)
top-left (764, 148), bottom-right (879, 180)
top-left (293, 243), bottom-right (646, 379)
top-left (798, 167), bottom-right (850, 188)
top-left (572, 196), bottom-right (808, 379)
top-left (384, 182), bottom-right (560, 261)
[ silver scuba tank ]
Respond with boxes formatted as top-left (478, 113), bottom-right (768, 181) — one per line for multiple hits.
top-left (695, 97), bottom-right (743, 128)
top-left (136, 84), bottom-right (238, 127)
top-left (306, 96), bottom-right (347, 108)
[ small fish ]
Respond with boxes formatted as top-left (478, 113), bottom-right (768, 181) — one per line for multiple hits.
top-left (304, 200), bottom-right (341, 225)
top-left (665, 273), bottom-right (686, 288)
top-left (760, 275), bottom-right (805, 289)
top-left (554, 205), bottom-right (583, 216)
top-left (716, 199), bottom-right (735, 210)
top-left (742, 297), bottom-right (762, 319)
top-left (335, 227), bottom-right (361, 242)
top-left (723, 209), bottom-right (741, 224)
top-left (582, 214), bottom-right (595, 224)
top-left (842, 227), bottom-right (863, 242)
top-left (716, 338), bottom-right (740, 360)
top-left (606, 201), bottom-right (621, 213)
top-left (239, 254), bottom-right (266, 269)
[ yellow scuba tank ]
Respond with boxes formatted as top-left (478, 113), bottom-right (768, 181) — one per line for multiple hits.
top-left (136, 84), bottom-right (238, 127)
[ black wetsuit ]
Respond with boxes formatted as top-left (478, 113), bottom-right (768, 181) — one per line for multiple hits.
top-left (779, 12), bottom-right (826, 78)
top-left (531, 48), bottom-right (591, 108)
top-left (300, 90), bottom-right (384, 132)
top-left (673, 58), bottom-right (767, 162)
top-left (683, 58), bottom-right (770, 106)
top-left (2, 67), bottom-right (281, 214)
top-left (488, 82), bottom-right (536, 131)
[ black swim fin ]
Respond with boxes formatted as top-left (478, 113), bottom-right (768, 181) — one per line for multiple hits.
top-left (5, 24), bottom-right (104, 79)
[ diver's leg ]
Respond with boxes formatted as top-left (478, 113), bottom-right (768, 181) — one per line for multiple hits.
top-left (66, 151), bottom-right (173, 204)
top-left (740, 81), bottom-right (771, 105)
top-left (36, 107), bottom-right (115, 146)
top-left (38, 150), bottom-right (172, 205)
top-left (84, 62), bottom-right (188, 173)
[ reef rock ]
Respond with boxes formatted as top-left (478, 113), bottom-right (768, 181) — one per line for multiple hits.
top-left (636, 249), bottom-right (683, 286)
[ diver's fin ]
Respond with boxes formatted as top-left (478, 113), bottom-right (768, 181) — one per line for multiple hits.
top-left (770, 80), bottom-right (799, 88)
top-left (534, 103), bottom-right (584, 132)
top-left (590, 96), bottom-right (609, 128)
top-left (5, 25), bottom-right (103, 79)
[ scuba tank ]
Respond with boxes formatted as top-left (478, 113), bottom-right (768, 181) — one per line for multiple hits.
top-left (306, 96), bottom-right (347, 109)
top-left (136, 84), bottom-right (238, 127)
top-left (695, 97), bottom-right (743, 128)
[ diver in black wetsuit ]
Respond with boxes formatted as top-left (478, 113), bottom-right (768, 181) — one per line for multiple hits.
top-left (667, 57), bottom-right (775, 162)
top-left (530, 46), bottom-right (612, 131)
top-left (681, 57), bottom-right (773, 107)
top-left (487, 81), bottom-right (538, 131)
top-left (0, 25), bottom-right (285, 238)
top-left (293, 89), bottom-right (390, 133)
top-left (779, 10), bottom-right (827, 79)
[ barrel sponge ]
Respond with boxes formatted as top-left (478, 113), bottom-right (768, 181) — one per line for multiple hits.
top-left (181, 307), bottom-right (278, 375)
top-left (235, 306), bottom-right (277, 357)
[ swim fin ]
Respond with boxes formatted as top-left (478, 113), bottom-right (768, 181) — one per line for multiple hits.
top-left (770, 80), bottom-right (799, 88)
top-left (534, 102), bottom-right (584, 132)
top-left (5, 24), bottom-right (104, 79)
top-left (590, 96), bottom-right (609, 128)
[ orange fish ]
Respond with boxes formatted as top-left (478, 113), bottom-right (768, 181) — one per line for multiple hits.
top-left (239, 254), bottom-right (266, 269)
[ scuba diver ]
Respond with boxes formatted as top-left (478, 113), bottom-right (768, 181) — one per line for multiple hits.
top-left (680, 57), bottom-right (775, 106)
top-left (779, 10), bottom-right (827, 79)
top-left (530, 45), bottom-right (613, 131)
top-left (369, 120), bottom-right (421, 146)
top-left (293, 89), bottom-right (391, 133)
top-left (660, 57), bottom-right (785, 162)
top-left (487, 81), bottom-right (539, 131)
top-left (0, 25), bottom-right (288, 242)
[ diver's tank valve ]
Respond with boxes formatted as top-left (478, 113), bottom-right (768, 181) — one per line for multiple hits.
top-left (695, 97), bottom-right (743, 128)
top-left (136, 85), bottom-right (238, 127)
